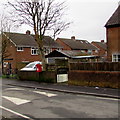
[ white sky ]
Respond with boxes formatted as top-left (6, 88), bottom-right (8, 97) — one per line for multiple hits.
top-left (0, 0), bottom-right (119, 42)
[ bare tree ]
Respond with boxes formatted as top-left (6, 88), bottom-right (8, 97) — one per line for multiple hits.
top-left (7, 0), bottom-right (70, 70)
top-left (0, 11), bottom-right (19, 74)
top-left (0, 14), bottom-right (11, 74)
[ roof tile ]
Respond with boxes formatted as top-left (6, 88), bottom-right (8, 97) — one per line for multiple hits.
top-left (59, 38), bottom-right (98, 50)
top-left (105, 5), bottom-right (120, 27)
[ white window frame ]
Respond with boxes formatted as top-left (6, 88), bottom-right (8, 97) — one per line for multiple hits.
top-left (112, 54), bottom-right (120, 62)
top-left (88, 50), bottom-right (92, 54)
top-left (17, 47), bottom-right (24, 51)
top-left (57, 48), bottom-right (62, 51)
top-left (81, 50), bottom-right (85, 53)
top-left (31, 47), bottom-right (38, 55)
top-left (95, 50), bottom-right (98, 53)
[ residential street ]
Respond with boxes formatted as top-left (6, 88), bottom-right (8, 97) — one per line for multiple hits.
top-left (1, 79), bottom-right (119, 119)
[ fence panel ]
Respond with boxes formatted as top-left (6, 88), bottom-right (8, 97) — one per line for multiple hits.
top-left (69, 62), bottom-right (120, 71)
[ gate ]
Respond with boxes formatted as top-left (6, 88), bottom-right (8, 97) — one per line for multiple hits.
top-left (57, 68), bottom-right (68, 83)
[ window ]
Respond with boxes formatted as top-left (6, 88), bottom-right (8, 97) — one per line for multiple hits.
top-left (88, 50), bottom-right (92, 54)
top-left (44, 48), bottom-right (52, 55)
top-left (31, 47), bottom-right (38, 55)
top-left (81, 50), bottom-right (85, 53)
top-left (57, 48), bottom-right (62, 51)
top-left (17, 47), bottom-right (24, 51)
top-left (112, 54), bottom-right (120, 62)
top-left (3, 62), bottom-right (8, 67)
top-left (85, 41), bottom-right (89, 44)
top-left (95, 50), bottom-right (98, 53)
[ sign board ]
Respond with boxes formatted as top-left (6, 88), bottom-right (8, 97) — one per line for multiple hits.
top-left (57, 68), bottom-right (68, 83)
top-left (57, 74), bottom-right (68, 83)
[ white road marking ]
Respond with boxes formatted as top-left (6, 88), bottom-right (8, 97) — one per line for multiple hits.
top-left (33, 91), bottom-right (57, 97)
top-left (0, 105), bottom-right (34, 120)
top-left (5, 87), bottom-right (24, 91)
top-left (95, 96), bottom-right (119, 101)
top-left (2, 96), bottom-right (30, 105)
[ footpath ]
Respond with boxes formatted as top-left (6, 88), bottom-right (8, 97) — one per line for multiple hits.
top-left (2, 78), bottom-right (120, 99)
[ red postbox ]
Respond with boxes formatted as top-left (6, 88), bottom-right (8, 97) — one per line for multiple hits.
top-left (36, 64), bottom-right (42, 72)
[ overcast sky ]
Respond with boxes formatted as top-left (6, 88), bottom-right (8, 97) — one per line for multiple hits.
top-left (0, 0), bottom-right (119, 42)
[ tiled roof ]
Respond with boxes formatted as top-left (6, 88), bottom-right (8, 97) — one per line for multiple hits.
top-left (92, 42), bottom-right (107, 50)
top-left (105, 5), bottom-right (120, 27)
top-left (43, 36), bottom-right (62, 48)
top-left (58, 38), bottom-right (98, 50)
top-left (46, 50), bottom-right (99, 59)
top-left (58, 50), bottom-right (86, 57)
top-left (4, 32), bottom-right (37, 47)
top-left (4, 32), bottom-right (62, 48)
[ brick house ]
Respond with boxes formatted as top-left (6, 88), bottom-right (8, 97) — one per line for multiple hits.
top-left (56, 36), bottom-right (98, 55)
top-left (105, 5), bottom-right (120, 62)
top-left (91, 40), bottom-right (107, 61)
top-left (2, 31), bottom-right (62, 73)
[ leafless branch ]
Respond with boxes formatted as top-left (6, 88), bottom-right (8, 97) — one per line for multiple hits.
top-left (7, 0), bottom-right (70, 70)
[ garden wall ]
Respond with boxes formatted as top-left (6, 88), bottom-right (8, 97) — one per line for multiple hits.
top-left (18, 71), bottom-right (56, 83)
top-left (69, 62), bottom-right (120, 71)
top-left (68, 70), bottom-right (120, 88)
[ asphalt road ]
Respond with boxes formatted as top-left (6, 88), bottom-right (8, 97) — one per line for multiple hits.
top-left (1, 83), bottom-right (119, 119)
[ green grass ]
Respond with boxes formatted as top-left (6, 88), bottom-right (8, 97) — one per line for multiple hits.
top-left (1, 74), bottom-right (19, 79)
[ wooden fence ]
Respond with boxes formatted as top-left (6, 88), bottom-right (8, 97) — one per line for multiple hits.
top-left (69, 62), bottom-right (120, 71)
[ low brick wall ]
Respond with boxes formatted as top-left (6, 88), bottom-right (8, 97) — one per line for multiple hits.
top-left (68, 70), bottom-right (120, 88)
top-left (18, 71), bottom-right (56, 83)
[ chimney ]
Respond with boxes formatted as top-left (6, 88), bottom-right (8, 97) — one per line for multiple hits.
top-left (26, 30), bottom-right (31, 35)
top-left (71, 36), bottom-right (75, 40)
top-left (101, 40), bottom-right (104, 42)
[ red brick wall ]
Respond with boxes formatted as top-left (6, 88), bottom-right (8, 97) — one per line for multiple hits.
top-left (91, 42), bottom-right (106, 56)
top-left (106, 27), bottom-right (120, 61)
top-left (4, 41), bottom-right (17, 70)
top-left (56, 38), bottom-right (71, 50)
top-left (16, 48), bottom-right (40, 63)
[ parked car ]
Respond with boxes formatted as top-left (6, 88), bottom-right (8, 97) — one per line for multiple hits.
top-left (20, 61), bottom-right (42, 71)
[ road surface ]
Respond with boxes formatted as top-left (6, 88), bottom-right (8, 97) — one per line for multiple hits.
top-left (1, 83), bottom-right (119, 119)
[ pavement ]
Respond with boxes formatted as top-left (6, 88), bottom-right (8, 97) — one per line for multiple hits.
top-left (2, 78), bottom-right (120, 99)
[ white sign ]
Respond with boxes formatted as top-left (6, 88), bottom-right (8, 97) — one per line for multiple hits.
top-left (3, 62), bottom-right (8, 67)
top-left (57, 74), bottom-right (68, 83)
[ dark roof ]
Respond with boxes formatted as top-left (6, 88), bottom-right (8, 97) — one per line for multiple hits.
top-left (4, 32), bottom-right (37, 47)
top-left (4, 32), bottom-right (62, 48)
top-left (58, 38), bottom-right (98, 50)
top-left (46, 50), bottom-right (99, 59)
top-left (91, 42), bottom-right (107, 50)
top-left (46, 50), bottom-right (84, 58)
top-left (43, 36), bottom-right (62, 48)
top-left (105, 5), bottom-right (120, 27)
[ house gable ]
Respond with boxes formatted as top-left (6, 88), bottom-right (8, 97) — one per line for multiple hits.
top-left (105, 5), bottom-right (120, 61)
top-left (105, 5), bottom-right (120, 28)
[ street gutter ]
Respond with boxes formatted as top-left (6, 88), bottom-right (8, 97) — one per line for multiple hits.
top-left (7, 84), bottom-right (120, 99)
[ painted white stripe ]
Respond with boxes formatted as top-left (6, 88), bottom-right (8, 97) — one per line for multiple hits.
top-left (33, 91), bottom-right (57, 97)
top-left (5, 87), bottom-right (24, 91)
top-left (0, 105), bottom-right (34, 120)
top-left (2, 96), bottom-right (30, 105)
top-left (95, 96), bottom-right (119, 101)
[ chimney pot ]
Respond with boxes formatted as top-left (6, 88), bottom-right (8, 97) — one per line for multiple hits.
top-left (26, 30), bottom-right (31, 35)
top-left (101, 40), bottom-right (104, 42)
top-left (71, 36), bottom-right (75, 40)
